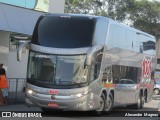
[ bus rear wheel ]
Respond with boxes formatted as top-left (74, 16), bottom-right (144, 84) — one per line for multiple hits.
top-left (135, 94), bottom-right (144, 110)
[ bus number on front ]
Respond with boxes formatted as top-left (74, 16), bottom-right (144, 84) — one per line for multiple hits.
top-left (49, 90), bottom-right (58, 95)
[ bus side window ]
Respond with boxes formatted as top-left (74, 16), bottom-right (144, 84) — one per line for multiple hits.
top-left (151, 71), bottom-right (154, 80)
top-left (90, 49), bottom-right (103, 82)
top-left (151, 71), bottom-right (155, 84)
top-left (89, 62), bottom-right (101, 82)
top-left (112, 65), bottom-right (120, 84)
top-left (94, 63), bottom-right (101, 80)
top-left (102, 66), bottom-right (112, 83)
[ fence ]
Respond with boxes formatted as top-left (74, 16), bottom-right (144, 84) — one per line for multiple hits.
top-left (7, 78), bottom-right (26, 104)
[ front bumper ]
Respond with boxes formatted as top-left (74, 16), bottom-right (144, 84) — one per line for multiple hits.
top-left (25, 92), bottom-right (98, 111)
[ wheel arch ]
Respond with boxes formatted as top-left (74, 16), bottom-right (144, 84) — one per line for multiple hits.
top-left (140, 88), bottom-right (143, 96)
top-left (99, 89), bottom-right (114, 101)
top-left (107, 89), bottom-right (114, 101)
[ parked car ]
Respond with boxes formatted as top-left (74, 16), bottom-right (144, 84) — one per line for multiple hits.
top-left (119, 79), bottom-right (135, 84)
top-left (153, 80), bottom-right (160, 95)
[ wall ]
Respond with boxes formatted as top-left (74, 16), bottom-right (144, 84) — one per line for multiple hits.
top-left (49, 0), bottom-right (64, 13)
top-left (7, 51), bottom-right (28, 78)
top-left (0, 31), bottom-right (9, 71)
top-left (0, 0), bottom-right (65, 79)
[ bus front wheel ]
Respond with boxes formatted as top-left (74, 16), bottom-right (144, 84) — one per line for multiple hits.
top-left (95, 93), bottom-right (105, 115)
top-left (104, 94), bottom-right (113, 113)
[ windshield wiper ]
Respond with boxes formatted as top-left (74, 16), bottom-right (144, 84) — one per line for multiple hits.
top-left (71, 81), bottom-right (83, 87)
top-left (57, 81), bottom-right (83, 87)
top-left (37, 80), bottom-right (53, 85)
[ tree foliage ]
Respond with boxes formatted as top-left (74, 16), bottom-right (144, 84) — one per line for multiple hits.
top-left (132, 0), bottom-right (160, 39)
top-left (65, 0), bottom-right (160, 39)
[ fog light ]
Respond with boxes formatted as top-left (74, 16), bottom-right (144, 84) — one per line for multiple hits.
top-left (76, 101), bottom-right (86, 107)
top-left (89, 100), bottom-right (94, 108)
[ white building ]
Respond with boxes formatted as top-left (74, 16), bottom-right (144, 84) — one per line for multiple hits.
top-left (0, 0), bottom-right (65, 79)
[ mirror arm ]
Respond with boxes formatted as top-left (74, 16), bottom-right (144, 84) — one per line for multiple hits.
top-left (85, 45), bottom-right (103, 65)
top-left (17, 41), bottom-right (30, 61)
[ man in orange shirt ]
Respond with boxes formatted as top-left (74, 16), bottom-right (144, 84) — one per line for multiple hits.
top-left (0, 63), bottom-right (8, 105)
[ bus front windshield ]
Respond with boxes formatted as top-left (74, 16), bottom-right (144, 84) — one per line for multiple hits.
top-left (27, 51), bottom-right (89, 87)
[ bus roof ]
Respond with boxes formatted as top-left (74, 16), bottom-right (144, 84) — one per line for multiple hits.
top-left (40, 13), bottom-right (156, 41)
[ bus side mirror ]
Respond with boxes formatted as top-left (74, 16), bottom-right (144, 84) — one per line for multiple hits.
top-left (84, 58), bottom-right (91, 69)
top-left (17, 41), bottom-right (30, 61)
top-left (85, 57), bottom-right (92, 66)
top-left (85, 45), bottom-right (103, 66)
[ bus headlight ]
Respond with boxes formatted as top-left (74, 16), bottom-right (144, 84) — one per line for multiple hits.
top-left (71, 91), bottom-right (89, 98)
top-left (26, 89), bottom-right (35, 95)
top-left (71, 93), bottom-right (82, 98)
top-left (76, 93), bottom-right (84, 97)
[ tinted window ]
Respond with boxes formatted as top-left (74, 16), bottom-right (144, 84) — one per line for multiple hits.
top-left (112, 65), bottom-right (141, 84)
top-left (141, 40), bottom-right (156, 55)
top-left (90, 49), bottom-right (103, 81)
top-left (143, 40), bottom-right (155, 50)
top-left (108, 24), bottom-right (156, 56)
top-left (32, 15), bottom-right (95, 48)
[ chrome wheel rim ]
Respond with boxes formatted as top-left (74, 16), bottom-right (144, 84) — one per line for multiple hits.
top-left (97, 97), bottom-right (104, 112)
top-left (105, 96), bottom-right (112, 111)
top-left (137, 96), bottom-right (141, 108)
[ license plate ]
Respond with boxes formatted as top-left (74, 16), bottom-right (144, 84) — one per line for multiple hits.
top-left (48, 103), bottom-right (58, 107)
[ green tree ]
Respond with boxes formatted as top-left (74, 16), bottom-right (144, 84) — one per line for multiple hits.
top-left (65, 0), bottom-right (136, 20)
top-left (131, 0), bottom-right (160, 39)
top-left (65, 0), bottom-right (107, 15)
top-left (65, 0), bottom-right (160, 40)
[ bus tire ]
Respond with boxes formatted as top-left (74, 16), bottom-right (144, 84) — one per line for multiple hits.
top-left (134, 93), bottom-right (144, 110)
top-left (144, 90), bottom-right (147, 102)
top-left (140, 95), bottom-right (144, 109)
top-left (95, 93), bottom-right (105, 115)
top-left (104, 93), bottom-right (113, 113)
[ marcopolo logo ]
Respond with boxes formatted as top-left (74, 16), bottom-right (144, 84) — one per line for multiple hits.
top-left (142, 57), bottom-right (152, 79)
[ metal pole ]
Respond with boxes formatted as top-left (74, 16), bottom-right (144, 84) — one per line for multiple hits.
top-left (15, 78), bottom-right (18, 100)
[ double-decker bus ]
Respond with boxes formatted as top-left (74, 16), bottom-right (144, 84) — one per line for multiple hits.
top-left (17, 14), bottom-right (156, 113)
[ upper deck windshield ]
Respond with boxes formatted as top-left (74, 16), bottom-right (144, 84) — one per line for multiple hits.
top-left (27, 51), bottom-right (89, 88)
top-left (31, 15), bottom-right (95, 48)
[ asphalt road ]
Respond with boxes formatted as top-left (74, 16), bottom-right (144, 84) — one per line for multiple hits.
top-left (41, 95), bottom-right (160, 120)
top-left (0, 95), bottom-right (160, 119)
top-left (41, 97), bottom-right (160, 119)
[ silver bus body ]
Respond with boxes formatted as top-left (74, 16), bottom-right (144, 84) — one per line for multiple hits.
top-left (18, 14), bottom-right (156, 112)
